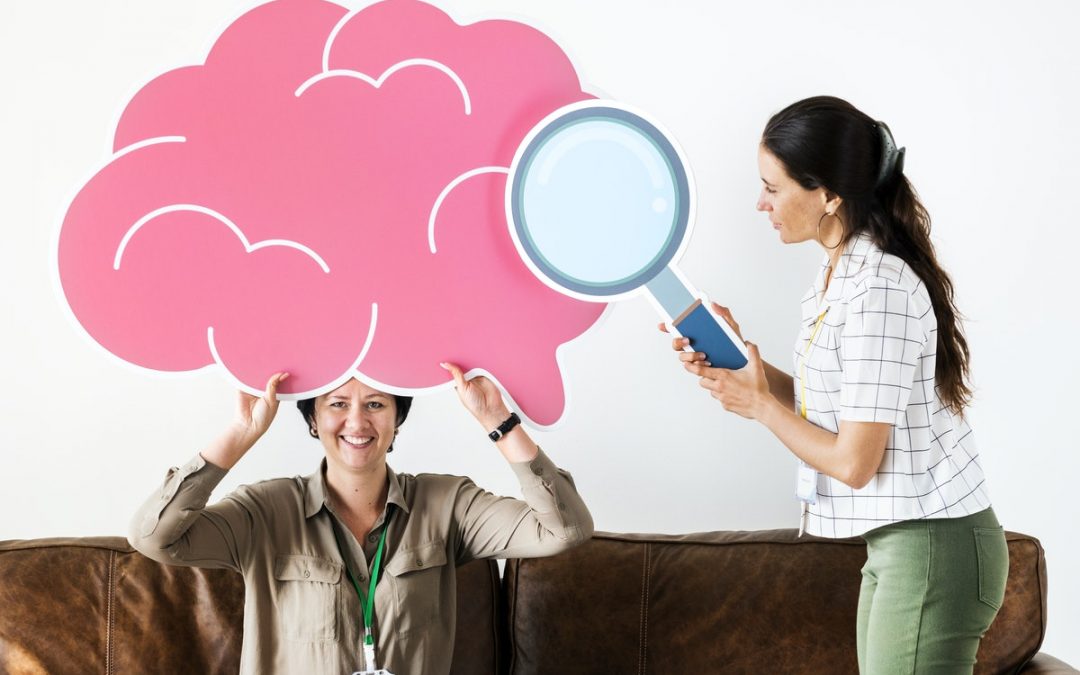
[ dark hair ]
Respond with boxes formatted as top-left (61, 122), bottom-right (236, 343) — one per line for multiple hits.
top-left (762, 96), bottom-right (972, 414)
top-left (296, 389), bottom-right (413, 452)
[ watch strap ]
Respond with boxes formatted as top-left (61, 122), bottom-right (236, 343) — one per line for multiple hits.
top-left (488, 412), bottom-right (521, 442)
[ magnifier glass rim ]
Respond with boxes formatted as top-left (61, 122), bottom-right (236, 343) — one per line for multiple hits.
top-left (508, 102), bottom-right (692, 298)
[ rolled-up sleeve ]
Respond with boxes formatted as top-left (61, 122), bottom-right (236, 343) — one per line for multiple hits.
top-left (839, 277), bottom-right (930, 425)
top-left (128, 453), bottom-right (253, 572)
top-left (453, 447), bottom-right (593, 563)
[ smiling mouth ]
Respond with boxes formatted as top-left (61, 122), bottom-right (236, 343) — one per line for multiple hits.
top-left (340, 435), bottom-right (374, 449)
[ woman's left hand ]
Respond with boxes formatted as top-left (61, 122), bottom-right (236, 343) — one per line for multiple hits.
top-left (684, 342), bottom-right (774, 420)
top-left (441, 362), bottom-right (512, 429)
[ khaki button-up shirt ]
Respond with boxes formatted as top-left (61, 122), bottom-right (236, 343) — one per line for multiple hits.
top-left (129, 449), bottom-right (592, 675)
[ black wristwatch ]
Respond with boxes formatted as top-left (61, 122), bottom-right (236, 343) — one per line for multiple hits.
top-left (488, 412), bottom-right (521, 442)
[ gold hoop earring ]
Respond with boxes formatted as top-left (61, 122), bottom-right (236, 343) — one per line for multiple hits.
top-left (817, 211), bottom-right (844, 250)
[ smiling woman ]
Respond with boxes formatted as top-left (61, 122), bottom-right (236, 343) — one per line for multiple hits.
top-left (127, 367), bottom-right (593, 675)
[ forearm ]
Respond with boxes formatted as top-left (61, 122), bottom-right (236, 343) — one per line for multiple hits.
top-left (758, 398), bottom-right (854, 486)
top-left (484, 417), bottom-right (592, 534)
top-left (129, 454), bottom-right (229, 560)
top-left (455, 446), bottom-right (594, 562)
top-left (492, 424), bottom-right (539, 463)
top-left (200, 424), bottom-right (259, 470)
top-left (494, 449), bottom-right (594, 557)
top-left (762, 360), bottom-right (795, 409)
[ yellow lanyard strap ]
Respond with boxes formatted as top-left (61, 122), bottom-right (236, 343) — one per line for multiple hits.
top-left (799, 309), bottom-right (829, 420)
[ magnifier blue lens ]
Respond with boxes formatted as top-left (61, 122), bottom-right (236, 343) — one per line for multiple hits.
top-left (511, 107), bottom-right (689, 296)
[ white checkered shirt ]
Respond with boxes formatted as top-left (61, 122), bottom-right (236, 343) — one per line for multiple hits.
top-left (793, 232), bottom-right (991, 538)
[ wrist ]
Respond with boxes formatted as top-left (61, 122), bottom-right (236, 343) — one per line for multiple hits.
top-left (756, 394), bottom-right (785, 428)
top-left (229, 423), bottom-right (262, 446)
top-left (478, 408), bottom-right (512, 431)
top-left (485, 411), bottom-right (521, 442)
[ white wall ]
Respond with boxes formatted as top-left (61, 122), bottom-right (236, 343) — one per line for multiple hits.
top-left (2, 0), bottom-right (1077, 665)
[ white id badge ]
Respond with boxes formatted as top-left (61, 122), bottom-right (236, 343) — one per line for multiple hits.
top-left (796, 463), bottom-right (818, 505)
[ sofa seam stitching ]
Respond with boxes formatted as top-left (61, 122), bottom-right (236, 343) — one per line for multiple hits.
top-left (106, 549), bottom-right (115, 675)
top-left (508, 561), bottom-right (519, 675)
top-left (643, 543), bottom-right (651, 675)
top-left (637, 542), bottom-right (650, 675)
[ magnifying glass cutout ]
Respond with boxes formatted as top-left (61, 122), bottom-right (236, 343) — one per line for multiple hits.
top-left (507, 100), bottom-right (748, 369)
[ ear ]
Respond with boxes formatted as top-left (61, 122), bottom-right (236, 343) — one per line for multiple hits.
top-left (822, 190), bottom-right (844, 216)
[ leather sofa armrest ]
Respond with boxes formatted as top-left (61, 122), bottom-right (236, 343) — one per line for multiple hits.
top-left (1022, 653), bottom-right (1080, 674)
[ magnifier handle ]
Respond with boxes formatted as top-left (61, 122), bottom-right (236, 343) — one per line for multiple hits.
top-left (672, 299), bottom-right (748, 370)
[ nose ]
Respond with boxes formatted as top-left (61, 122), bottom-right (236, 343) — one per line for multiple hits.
top-left (344, 405), bottom-right (371, 431)
top-left (756, 189), bottom-right (771, 212)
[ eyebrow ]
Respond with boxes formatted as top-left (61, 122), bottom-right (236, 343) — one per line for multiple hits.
top-left (327, 393), bottom-right (390, 401)
top-left (761, 177), bottom-right (776, 186)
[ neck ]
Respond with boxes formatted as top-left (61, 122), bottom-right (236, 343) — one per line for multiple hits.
top-left (325, 460), bottom-right (389, 520)
top-left (822, 238), bottom-right (846, 290)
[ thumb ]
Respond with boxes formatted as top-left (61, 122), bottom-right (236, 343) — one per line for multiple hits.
top-left (746, 341), bottom-right (762, 364)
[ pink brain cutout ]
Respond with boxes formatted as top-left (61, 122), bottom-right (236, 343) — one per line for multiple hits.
top-left (57, 0), bottom-right (607, 427)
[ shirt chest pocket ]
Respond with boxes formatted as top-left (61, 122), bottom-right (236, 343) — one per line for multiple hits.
top-left (385, 541), bottom-right (448, 637)
top-left (273, 554), bottom-right (342, 642)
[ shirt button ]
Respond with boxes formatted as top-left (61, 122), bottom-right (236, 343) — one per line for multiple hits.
top-left (303, 569), bottom-right (310, 578)
top-left (415, 559), bottom-right (423, 567)
top-left (358, 575), bottom-right (366, 582)
top-left (558, 502), bottom-right (567, 511)
top-left (368, 534), bottom-right (378, 543)
top-left (532, 466), bottom-right (543, 476)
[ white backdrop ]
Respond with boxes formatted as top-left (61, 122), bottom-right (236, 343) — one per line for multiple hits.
top-left (2, 0), bottom-right (1078, 666)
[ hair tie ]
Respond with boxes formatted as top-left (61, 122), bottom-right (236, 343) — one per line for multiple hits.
top-left (875, 121), bottom-right (906, 187)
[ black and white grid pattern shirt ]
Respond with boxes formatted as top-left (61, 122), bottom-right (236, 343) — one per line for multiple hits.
top-left (793, 232), bottom-right (990, 538)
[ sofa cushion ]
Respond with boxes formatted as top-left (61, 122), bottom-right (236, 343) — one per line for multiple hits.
top-left (0, 537), bottom-right (503, 675)
top-left (503, 529), bottom-right (1046, 675)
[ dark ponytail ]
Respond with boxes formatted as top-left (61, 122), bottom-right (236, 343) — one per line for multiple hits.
top-left (762, 96), bottom-right (972, 414)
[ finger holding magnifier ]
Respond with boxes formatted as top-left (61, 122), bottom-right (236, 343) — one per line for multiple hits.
top-left (656, 325), bottom-right (711, 364)
top-left (710, 302), bottom-right (744, 342)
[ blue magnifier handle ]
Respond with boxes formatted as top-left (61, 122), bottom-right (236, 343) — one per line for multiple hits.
top-left (646, 267), bottom-right (749, 370)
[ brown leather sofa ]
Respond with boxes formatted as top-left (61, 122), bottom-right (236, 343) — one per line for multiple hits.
top-left (0, 530), bottom-right (1074, 674)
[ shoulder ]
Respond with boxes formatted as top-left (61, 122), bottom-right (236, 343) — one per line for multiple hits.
top-left (395, 471), bottom-right (486, 509)
top-left (846, 245), bottom-right (931, 315)
top-left (224, 476), bottom-right (305, 515)
top-left (398, 471), bottom-right (478, 493)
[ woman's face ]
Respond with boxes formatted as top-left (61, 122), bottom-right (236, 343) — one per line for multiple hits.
top-left (756, 146), bottom-right (836, 245)
top-left (313, 379), bottom-right (398, 474)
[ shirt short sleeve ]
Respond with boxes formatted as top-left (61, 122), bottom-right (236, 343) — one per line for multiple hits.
top-left (838, 277), bottom-right (929, 425)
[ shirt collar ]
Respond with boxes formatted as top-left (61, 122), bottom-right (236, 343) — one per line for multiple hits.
top-left (813, 231), bottom-right (876, 312)
top-left (303, 460), bottom-right (411, 519)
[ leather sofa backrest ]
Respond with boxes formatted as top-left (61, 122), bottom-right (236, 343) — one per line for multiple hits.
top-left (0, 537), bottom-right (503, 675)
top-left (503, 530), bottom-right (1047, 675)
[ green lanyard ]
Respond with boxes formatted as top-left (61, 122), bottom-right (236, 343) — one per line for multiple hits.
top-left (332, 511), bottom-right (391, 650)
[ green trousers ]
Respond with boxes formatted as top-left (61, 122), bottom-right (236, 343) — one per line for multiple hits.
top-left (857, 507), bottom-right (1008, 675)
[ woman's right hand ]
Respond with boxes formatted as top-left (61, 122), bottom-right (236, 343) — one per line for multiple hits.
top-left (235, 372), bottom-right (289, 438)
top-left (202, 372), bottom-right (290, 471)
top-left (657, 302), bottom-right (744, 366)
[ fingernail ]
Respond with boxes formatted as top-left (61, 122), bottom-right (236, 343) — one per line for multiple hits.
top-left (703, 362), bottom-right (711, 367)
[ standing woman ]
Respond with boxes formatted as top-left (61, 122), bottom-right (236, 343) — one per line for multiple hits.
top-left (671, 96), bottom-right (1008, 673)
